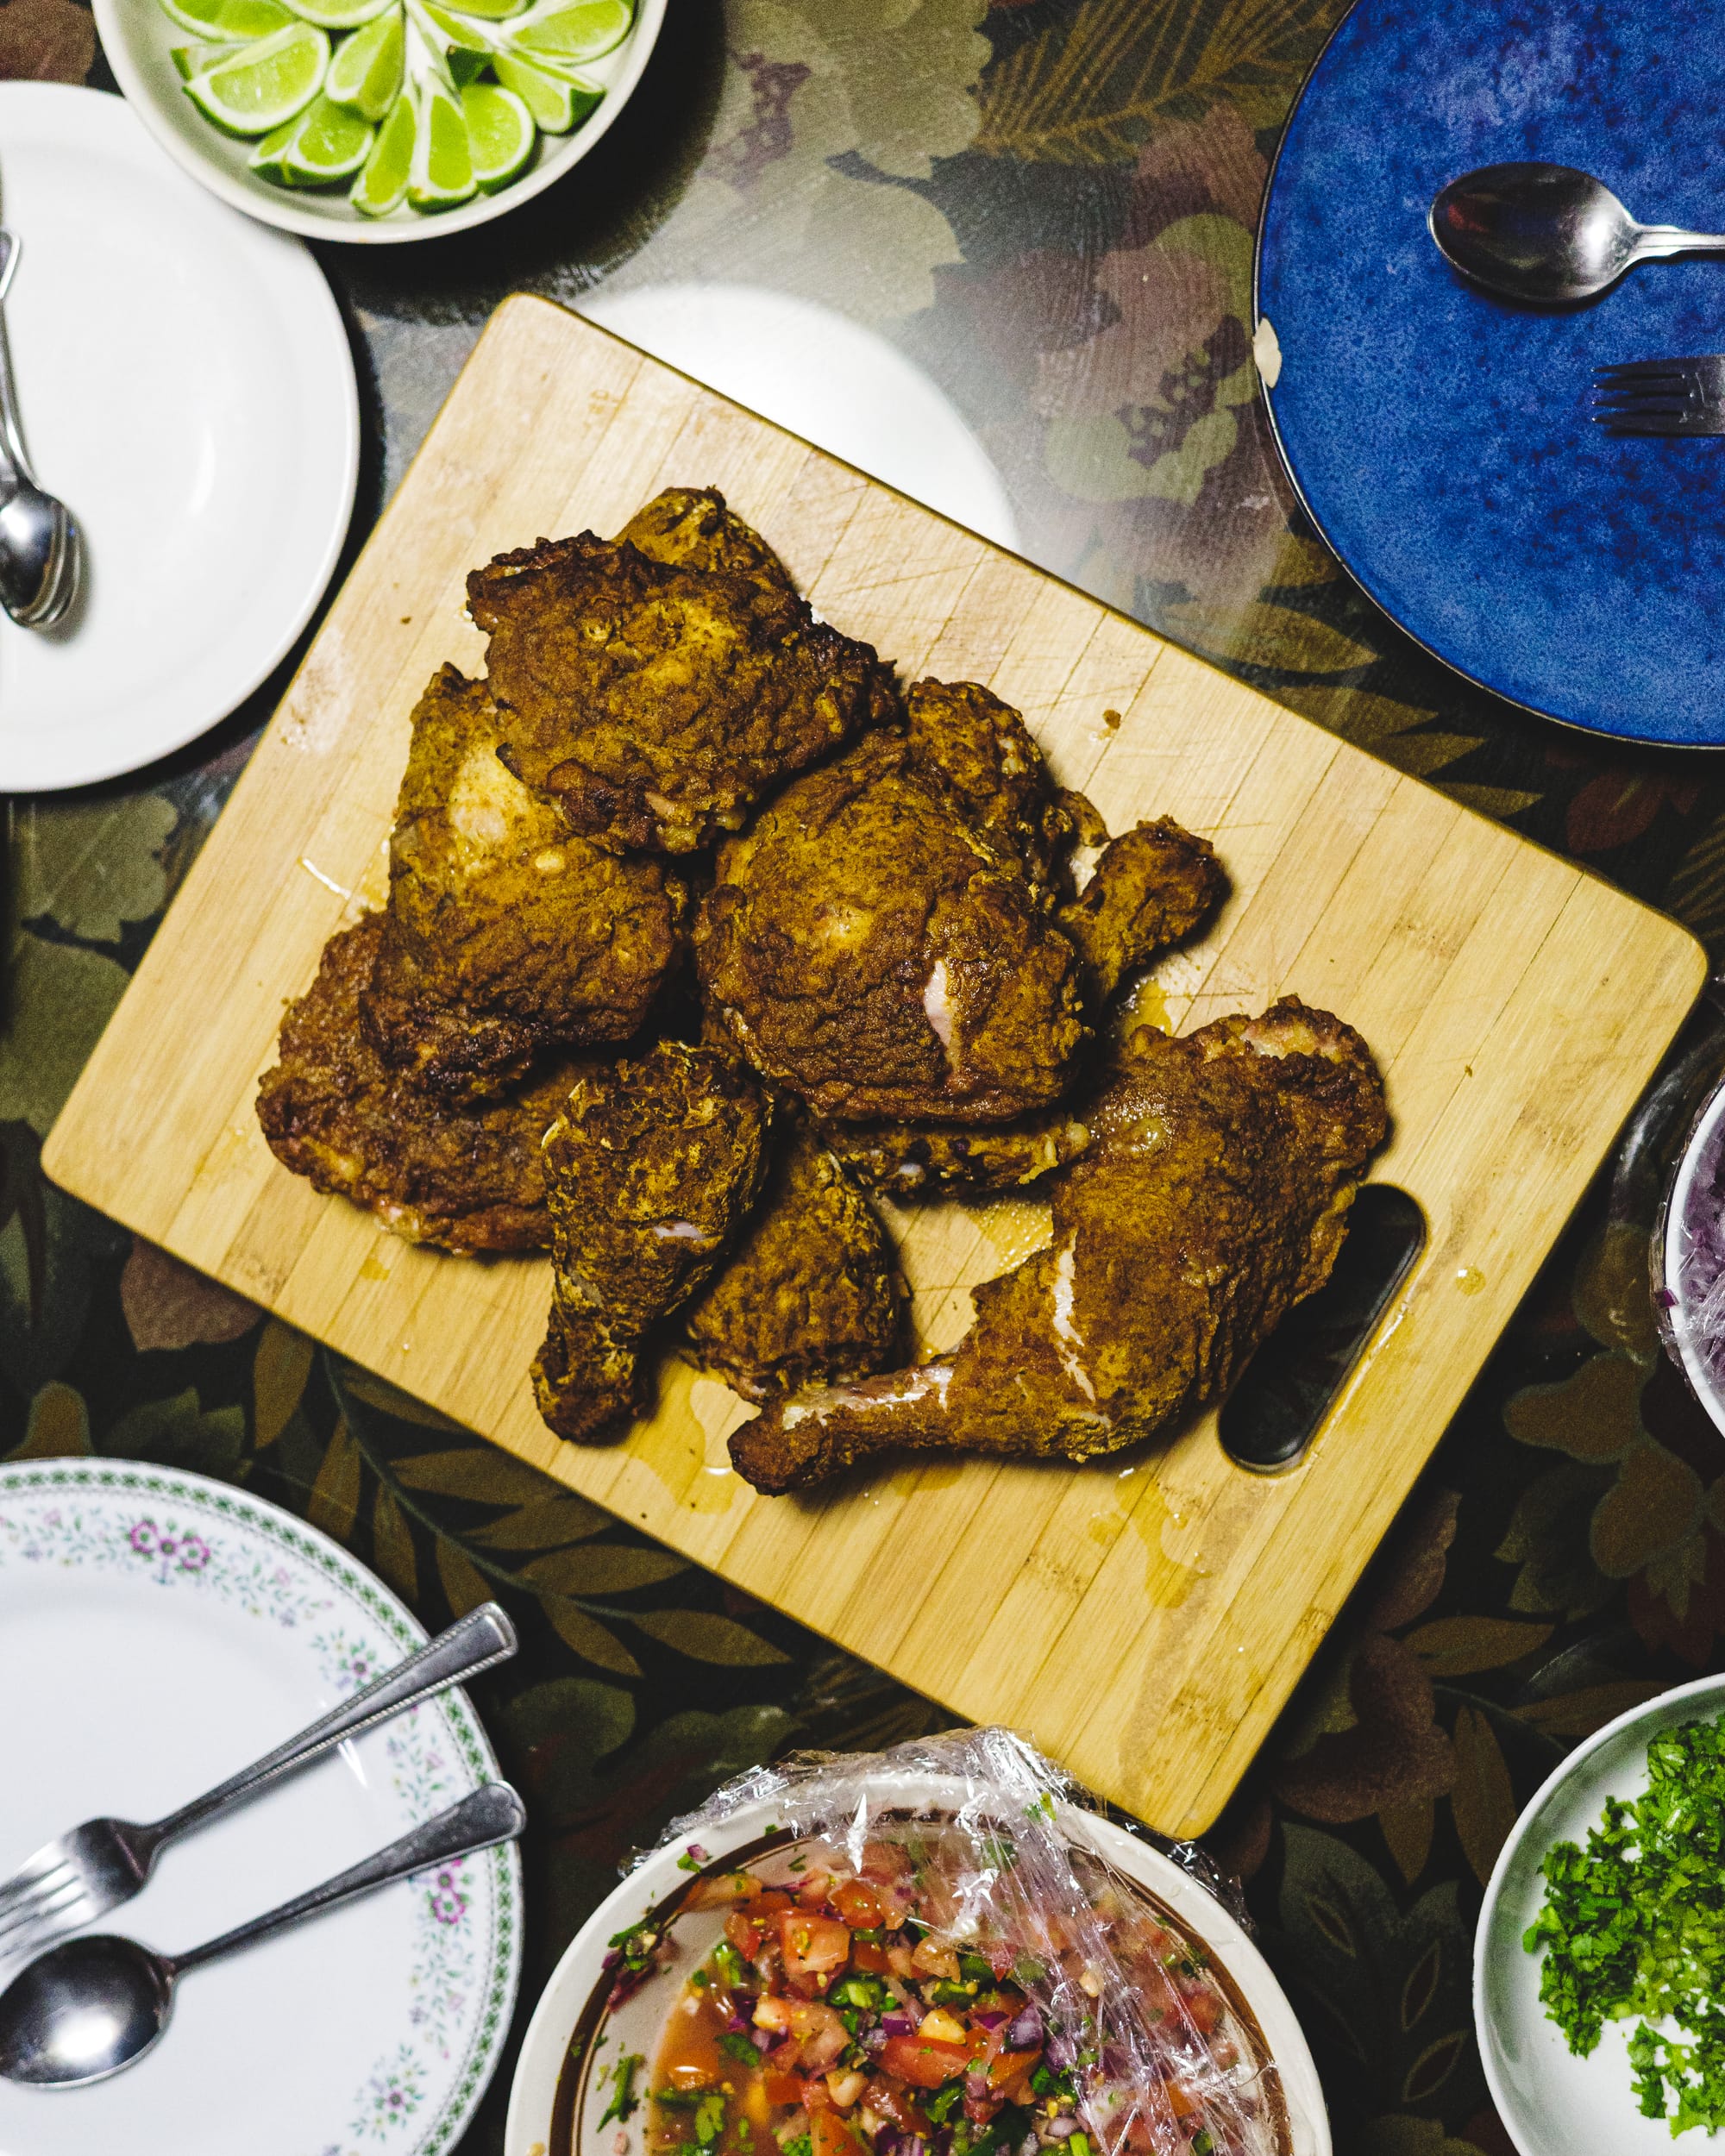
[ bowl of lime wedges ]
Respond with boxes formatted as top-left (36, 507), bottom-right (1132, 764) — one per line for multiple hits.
top-left (94, 0), bottom-right (665, 241)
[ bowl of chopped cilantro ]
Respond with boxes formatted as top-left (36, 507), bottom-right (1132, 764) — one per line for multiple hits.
top-left (1477, 1673), bottom-right (1725, 2154)
top-left (505, 1775), bottom-right (1329, 2156)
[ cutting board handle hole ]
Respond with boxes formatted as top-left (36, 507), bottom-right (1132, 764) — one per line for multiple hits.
top-left (1218, 1184), bottom-right (1426, 1475)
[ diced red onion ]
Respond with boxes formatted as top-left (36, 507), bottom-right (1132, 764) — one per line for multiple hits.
top-left (750, 2028), bottom-right (773, 2052)
top-left (727, 2011), bottom-right (751, 2034)
top-left (882, 2012), bottom-right (916, 2036)
top-left (972, 2010), bottom-right (1008, 2031)
top-left (1044, 2121), bottom-right (1077, 2140)
top-left (861, 2026), bottom-right (888, 2053)
top-left (1044, 2033), bottom-right (1076, 2069)
top-left (1006, 2009), bottom-right (1042, 2049)
top-left (964, 2075), bottom-right (990, 2101)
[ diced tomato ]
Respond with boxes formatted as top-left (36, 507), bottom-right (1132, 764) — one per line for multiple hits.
top-left (878, 2033), bottom-right (974, 2090)
top-left (811, 2109), bottom-right (862, 2156)
top-left (756, 1891), bottom-right (794, 1917)
top-left (1165, 2081), bottom-right (1200, 2119)
top-left (796, 1871), bottom-right (832, 1907)
top-left (727, 1909), bottom-right (766, 1958)
top-left (865, 2078), bottom-right (931, 2135)
top-left (762, 2071), bottom-right (804, 2107)
top-left (1180, 1986), bottom-right (1222, 2037)
top-left (781, 1910), bottom-right (851, 1980)
top-left (831, 1878), bottom-right (887, 1928)
top-left (849, 1940), bottom-right (889, 1974)
top-left (980, 2047), bottom-right (1039, 2094)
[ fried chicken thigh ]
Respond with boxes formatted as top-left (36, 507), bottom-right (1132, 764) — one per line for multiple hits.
top-left (730, 998), bottom-right (1388, 1492)
top-left (365, 665), bottom-right (685, 1099)
top-left (684, 1120), bottom-right (907, 1401)
top-left (468, 490), bottom-right (899, 855)
top-left (696, 730), bottom-right (1089, 1122)
top-left (535, 1041), bottom-right (768, 1441)
top-left (256, 914), bottom-right (580, 1254)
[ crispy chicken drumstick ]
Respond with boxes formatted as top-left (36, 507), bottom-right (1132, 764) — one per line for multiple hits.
top-left (730, 998), bottom-right (1387, 1493)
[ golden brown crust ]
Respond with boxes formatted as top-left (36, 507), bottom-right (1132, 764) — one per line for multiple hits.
top-left (1057, 818), bottom-right (1226, 1002)
top-left (684, 1120), bottom-right (907, 1401)
top-left (467, 499), bottom-right (900, 856)
top-left (695, 730), bottom-right (1089, 1123)
top-left (906, 678), bottom-right (1073, 904)
top-left (729, 996), bottom-right (1388, 1492)
top-left (819, 1107), bottom-right (1093, 1198)
top-left (255, 914), bottom-right (581, 1255)
top-left (534, 1041), bottom-right (769, 1442)
top-left (365, 665), bottom-right (687, 1099)
top-left (614, 486), bottom-right (794, 586)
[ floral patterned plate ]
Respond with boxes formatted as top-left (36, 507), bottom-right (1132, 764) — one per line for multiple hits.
top-left (0, 1457), bottom-right (520, 2156)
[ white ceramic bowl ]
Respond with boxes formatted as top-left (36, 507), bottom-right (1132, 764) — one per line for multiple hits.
top-left (1476, 1672), bottom-right (1725, 2156)
top-left (92, 0), bottom-right (667, 244)
top-left (506, 1773), bottom-right (1330, 2156)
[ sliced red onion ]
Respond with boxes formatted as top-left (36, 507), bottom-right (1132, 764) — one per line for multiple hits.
top-left (1005, 2009), bottom-right (1042, 2049)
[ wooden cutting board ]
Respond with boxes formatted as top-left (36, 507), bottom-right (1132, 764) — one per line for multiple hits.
top-left (45, 295), bottom-right (1705, 1835)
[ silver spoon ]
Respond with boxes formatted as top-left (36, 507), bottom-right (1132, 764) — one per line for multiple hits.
top-left (0, 1781), bottom-right (525, 2087)
top-left (0, 229), bottom-right (80, 630)
top-left (1429, 162), bottom-right (1725, 304)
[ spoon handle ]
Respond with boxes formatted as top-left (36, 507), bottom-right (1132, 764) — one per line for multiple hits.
top-left (0, 230), bottom-right (31, 482)
top-left (142, 1602), bottom-right (517, 1860)
top-left (169, 1782), bottom-right (526, 1978)
top-left (1634, 224), bottom-right (1725, 259)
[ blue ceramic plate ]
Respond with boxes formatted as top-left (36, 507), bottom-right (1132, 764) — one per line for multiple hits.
top-left (1257, 0), bottom-right (1725, 745)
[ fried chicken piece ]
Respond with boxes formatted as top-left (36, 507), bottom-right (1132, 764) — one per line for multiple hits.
top-left (906, 678), bottom-right (1074, 905)
top-left (1057, 818), bottom-right (1226, 1002)
top-left (615, 485), bottom-right (793, 586)
top-left (684, 1120), bottom-right (907, 1401)
top-left (256, 914), bottom-right (580, 1254)
top-left (468, 492), bottom-right (900, 855)
top-left (364, 666), bottom-right (686, 1099)
top-left (820, 1106), bottom-right (1093, 1199)
top-left (730, 998), bottom-right (1388, 1492)
top-left (813, 815), bottom-right (1224, 1198)
top-left (534, 1041), bottom-right (768, 1441)
top-left (696, 730), bottom-right (1089, 1123)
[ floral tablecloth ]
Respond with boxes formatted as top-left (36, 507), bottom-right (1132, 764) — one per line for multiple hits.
top-left (7, 6), bottom-right (1725, 2153)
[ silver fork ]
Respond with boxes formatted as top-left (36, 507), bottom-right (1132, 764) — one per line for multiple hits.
top-left (0, 1601), bottom-right (515, 1982)
top-left (1594, 355), bottom-right (1725, 435)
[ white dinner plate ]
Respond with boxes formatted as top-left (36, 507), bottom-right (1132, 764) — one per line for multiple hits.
top-left (1476, 1672), bottom-right (1725, 2155)
top-left (0, 84), bottom-right (358, 791)
top-left (0, 1457), bottom-right (519, 2156)
top-left (506, 1771), bottom-right (1330, 2156)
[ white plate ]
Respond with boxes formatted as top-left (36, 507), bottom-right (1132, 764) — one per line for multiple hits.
top-left (505, 1772), bottom-right (1330, 2156)
top-left (95, 0), bottom-right (667, 245)
top-left (1475, 1672), bottom-right (1725, 2156)
top-left (0, 1457), bottom-right (520, 2156)
top-left (0, 84), bottom-right (357, 792)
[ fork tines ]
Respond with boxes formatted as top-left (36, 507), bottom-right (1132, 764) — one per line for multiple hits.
top-left (1593, 356), bottom-right (1725, 436)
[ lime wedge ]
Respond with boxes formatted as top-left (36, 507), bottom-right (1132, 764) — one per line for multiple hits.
top-left (503, 0), bottom-right (628, 65)
top-left (430, 0), bottom-right (524, 17)
top-left (281, 0), bottom-right (395, 28)
top-left (172, 37), bottom-right (240, 77)
top-left (326, 6), bottom-right (404, 117)
top-left (249, 89), bottom-right (373, 179)
top-left (184, 21), bottom-right (328, 134)
top-left (158, 0), bottom-right (291, 39)
top-left (408, 72), bottom-right (474, 207)
top-left (490, 49), bottom-right (596, 128)
top-left (461, 79), bottom-right (532, 189)
top-left (351, 85), bottom-right (415, 214)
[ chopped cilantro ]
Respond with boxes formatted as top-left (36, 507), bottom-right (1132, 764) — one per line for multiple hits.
top-left (694, 2092), bottom-right (728, 2147)
top-left (783, 2137), bottom-right (813, 2156)
top-left (925, 2081), bottom-right (966, 2125)
top-left (1526, 1711), bottom-right (1725, 2133)
top-left (718, 2032), bottom-right (761, 2066)
top-left (713, 1943), bottom-right (748, 1990)
top-left (656, 2089), bottom-right (707, 2110)
top-left (599, 2053), bottom-right (643, 2127)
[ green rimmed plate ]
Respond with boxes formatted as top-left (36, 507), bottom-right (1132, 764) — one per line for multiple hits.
top-left (0, 1457), bottom-right (520, 2156)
